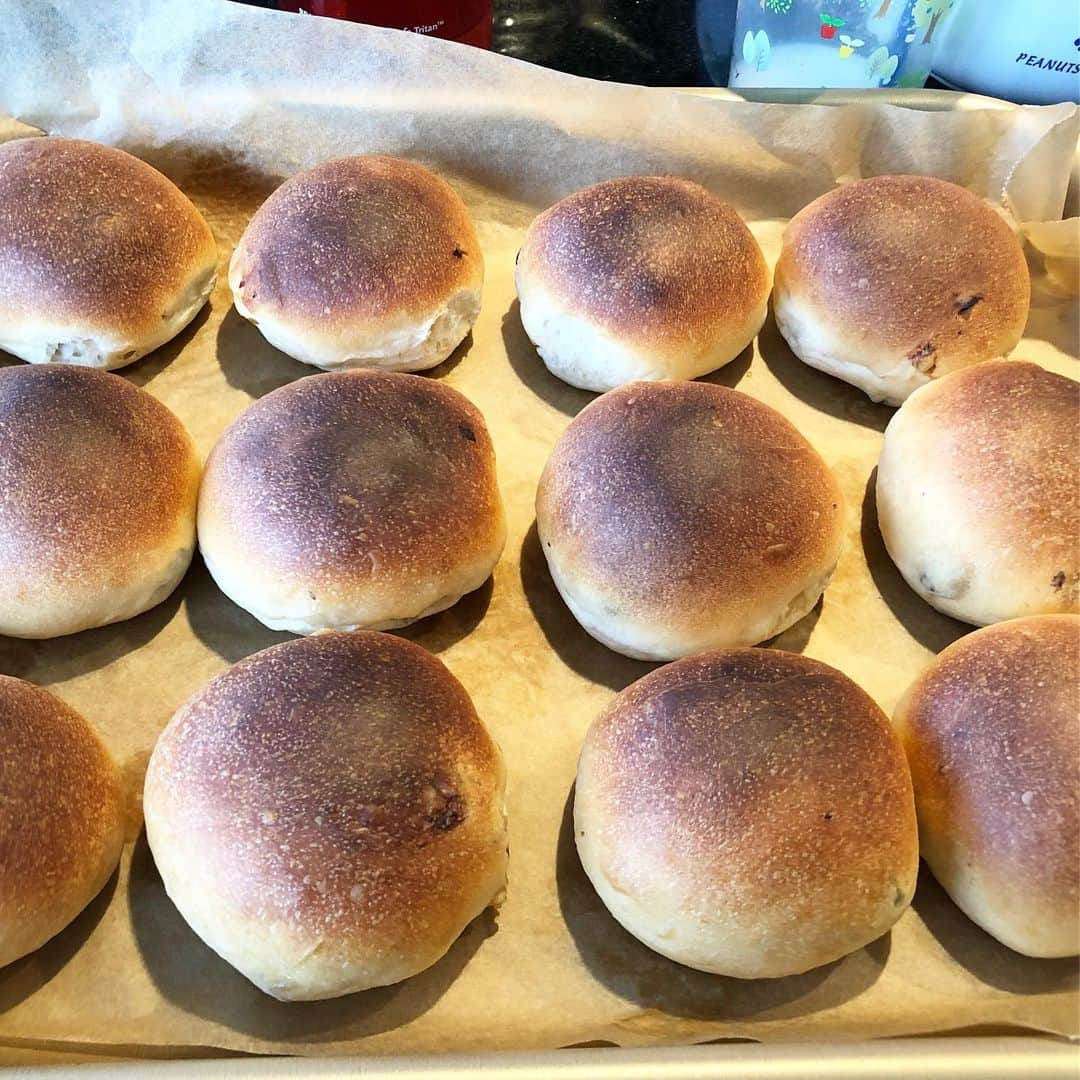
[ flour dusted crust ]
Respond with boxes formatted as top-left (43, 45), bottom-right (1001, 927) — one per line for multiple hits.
top-left (516, 176), bottom-right (769, 390)
top-left (774, 175), bottom-right (1030, 405)
top-left (0, 137), bottom-right (216, 370)
top-left (229, 155), bottom-right (482, 371)
top-left (144, 632), bottom-right (508, 1000)
top-left (575, 649), bottom-right (918, 978)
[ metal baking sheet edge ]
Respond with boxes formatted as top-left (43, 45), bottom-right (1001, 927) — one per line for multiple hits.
top-left (4, 1036), bottom-right (1078, 1078)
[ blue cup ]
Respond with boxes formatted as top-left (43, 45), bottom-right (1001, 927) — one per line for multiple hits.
top-left (700, 0), bottom-right (959, 89)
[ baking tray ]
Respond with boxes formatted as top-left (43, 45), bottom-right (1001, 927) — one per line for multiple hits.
top-left (3, 1036), bottom-right (1078, 1078)
top-left (1, 46), bottom-right (1077, 1077)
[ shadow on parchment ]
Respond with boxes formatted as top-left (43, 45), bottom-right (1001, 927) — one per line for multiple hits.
top-left (395, 573), bottom-right (494, 655)
top-left (501, 300), bottom-right (595, 418)
top-left (912, 868), bottom-right (1079, 997)
top-left (123, 302), bottom-right (213, 390)
top-left (1024, 266), bottom-right (1080, 356)
top-left (0, 869), bottom-right (119, 1015)
top-left (757, 308), bottom-right (893, 434)
top-left (695, 340), bottom-right (753, 390)
top-left (763, 593), bottom-right (822, 655)
top-left (519, 521), bottom-right (822, 694)
top-left (501, 301), bottom-right (755, 420)
top-left (215, 306), bottom-right (308, 399)
top-left (180, 555), bottom-right (294, 665)
top-left (419, 330), bottom-right (473, 381)
top-left (128, 833), bottom-right (494, 1043)
top-left (0, 586), bottom-right (183, 686)
top-left (184, 553), bottom-right (493, 667)
top-left (555, 785), bottom-right (889, 1022)
top-left (519, 522), bottom-right (657, 694)
top-left (860, 469), bottom-right (968, 656)
top-left (215, 307), bottom-right (475, 402)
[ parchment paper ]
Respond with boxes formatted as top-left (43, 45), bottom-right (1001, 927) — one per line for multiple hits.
top-left (0, 0), bottom-right (1077, 1059)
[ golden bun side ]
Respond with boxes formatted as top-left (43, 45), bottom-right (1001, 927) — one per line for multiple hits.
top-left (515, 176), bottom-right (770, 391)
top-left (774, 174), bottom-right (1030, 405)
top-left (143, 631), bottom-right (508, 1001)
top-left (0, 676), bottom-right (125, 967)
top-left (0, 137), bottom-right (217, 370)
top-left (877, 360), bottom-right (1078, 626)
top-left (0, 365), bottom-right (201, 638)
top-left (536, 381), bottom-right (845, 660)
top-left (895, 615), bottom-right (1080, 958)
top-left (229, 155), bottom-right (483, 371)
top-left (197, 370), bottom-right (506, 634)
top-left (575, 648), bottom-right (918, 978)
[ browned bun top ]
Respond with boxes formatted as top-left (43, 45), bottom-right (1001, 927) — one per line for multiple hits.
top-left (538, 381), bottom-right (844, 628)
top-left (777, 174), bottom-right (1029, 369)
top-left (0, 137), bottom-right (215, 335)
top-left (520, 175), bottom-right (769, 343)
top-left (897, 615), bottom-right (1079, 909)
top-left (232, 155), bottom-right (480, 324)
top-left (148, 631), bottom-right (504, 942)
top-left (0, 676), bottom-right (123, 940)
top-left (904, 360), bottom-right (1078, 594)
top-left (0, 365), bottom-right (200, 583)
top-left (200, 370), bottom-right (502, 585)
top-left (583, 648), bottom-right (916, 906)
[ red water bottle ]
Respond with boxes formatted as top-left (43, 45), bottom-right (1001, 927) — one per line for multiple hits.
top-left (274, 1), bottom-right (493, 47)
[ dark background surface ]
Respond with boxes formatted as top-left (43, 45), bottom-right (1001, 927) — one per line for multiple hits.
top-left (235, 0), bottom-right (726, 85)
top-left (234, 1), bottom-right (952, 89)
top-left (492, 0), bottom-right (714, 85)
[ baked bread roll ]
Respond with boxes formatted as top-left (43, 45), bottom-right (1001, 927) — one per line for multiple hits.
top-left (773, 175), bottom-right (1030, 405)
top-left (144, 631), bottom-right (508, 1001)
top-left (895, 615), bottom-right (1079, 958)
top-left (229, 156), bottom-right (482, 371)
top-left (0, 137), bottom-right (216, 370)
top-left (0, 676), bottom-right (125, 968)
top-left (198, 370), bottom-right (505, 634)
top-left (575, 648), bottom-right (918, 978)
top-left (536, 381), bottom-right (845, 660)
top-left (0, 365), bottom-right (201, 638)
top-left (515, 176), bottom-right (770, 391)
top-left (877, 360), bottom-right (1078, 626)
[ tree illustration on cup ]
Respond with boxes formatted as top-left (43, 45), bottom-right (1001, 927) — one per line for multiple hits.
top-left (742, 28), bottom-right (772, 71)
top-left (913, 0), bottom-right (956, 45)
top-left (820, 13), bottom-right (845, 39)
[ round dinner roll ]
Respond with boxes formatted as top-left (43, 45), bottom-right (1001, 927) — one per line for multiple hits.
top-left (0, 137), bottom-right (217, 370)
top-left (895, 616), bottom-right (1079, 958)
top-left (773, 174), bottom-right (1030, 405)
top-left (198, 370), bottom-right (506, 634)
top-left (0, 676), bottom-right (125, 968)
top-left (575, 649), bottom-right (918, 978)
top-left (144, 631), bottom-right (508, 1000)
top-left (536, 381), bottom-right (845, 660)
top-left (515, 176), bottom-right (770, 391)
top-left (229, 155), bottom-right (483, 371)
top-left (877, 361), bottom-right (1078, 626)
top-left (0, 365), bottom-right (201, 638)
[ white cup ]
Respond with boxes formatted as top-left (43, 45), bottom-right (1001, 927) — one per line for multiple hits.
top-left (933, 2), bottom-right (1080, 105)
